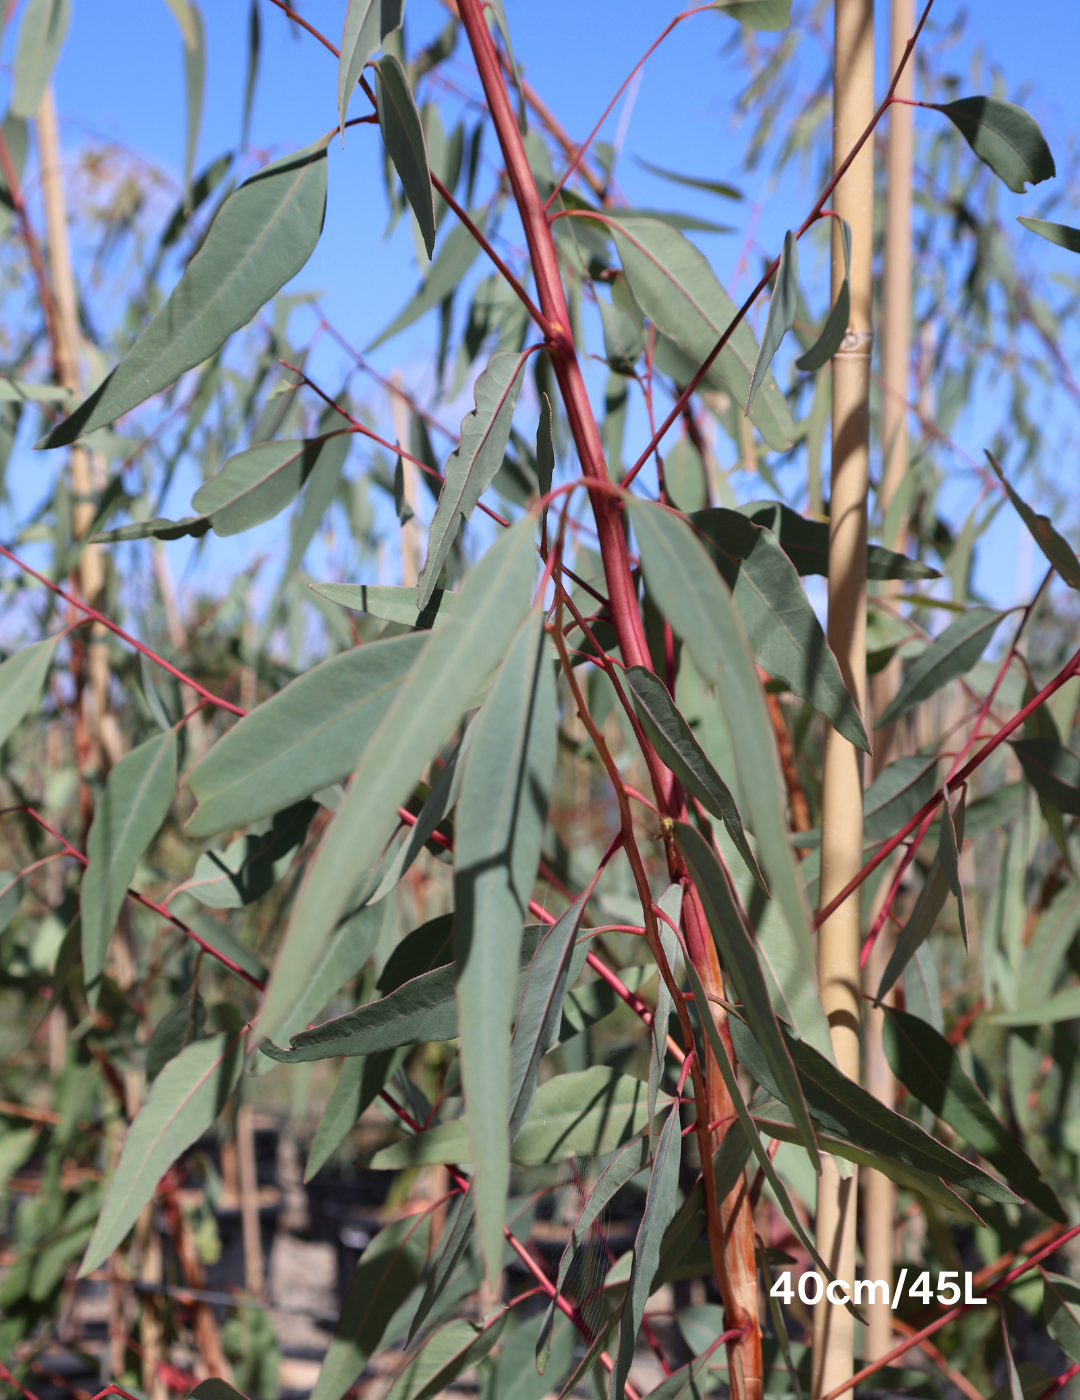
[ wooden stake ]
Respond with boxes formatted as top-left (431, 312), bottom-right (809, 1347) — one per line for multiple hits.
top-left (863, 0), bottom-right (915, 1363)
top-left (237, 1100), bottom-right (265, 1300)
top-left (390, 372), bottom-right (421, 588)
top-left (814, 0), bottom-right (874, 1394)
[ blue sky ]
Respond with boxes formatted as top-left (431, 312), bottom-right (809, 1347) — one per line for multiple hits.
top-left (10, 0), bottom-right (1080, 624)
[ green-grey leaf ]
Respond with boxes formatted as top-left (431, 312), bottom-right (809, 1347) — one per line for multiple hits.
top-left (795, 220), bottom-right (852, 373)
top-left (1011, 738), bottom-right (1080, 816)
top-left (626, 666), bottom-right (765, 893)
top-left (368, 215), bottom-right (484, 349)
top-left (629, 500), bottom-right (816, 985)
top-left (883, 1006), bottom-right (1064, 1221)
top-left (408, 1189), bottom-right (474, 1345)
top-left (186, 801), bottom-right (316, 909)
top-left (375, 56), bottom-right (436, 259)
top-left (311, 582), bottom-right (458, 630)
top-left (732, 1015), bottom-right (1017, 1203)
top-left (747, 230), bottom-right (797, 411)
top-left (932, 96), bottom-right (1055, 194)
top-left (372, 1067), bottom-right (667, 1168)
top-left (417, 350), bottom-right (528, 608)
top-left (0, 636), bottom-right (60, 748)
top-left (633, 157), bottom-right (742, 202)
top-left (92, 515), bottom-right (212, 543)
top-left (0, 870), bottom-right (29, 935)
top-left (305, 1048), bottom-right (408, 1181)
top-left (740, 498), bottom-right (939, 580)
top-left (454, 609), bottom-right (556, 1283)
top-left (690, 508), bottom-right (868, 751)
top-left (82, 730), bottom-right (178, 1007)
top-left (1018, 217), bottom-right (1080, 255)
top-left (863, 756), bottom-right (938, 844)
top-left (337, 0), bottom-right (404, 134)
top-left (609, 1104), bottom-right (682, 1400)
top-left (1043, 1273), bottom-right (1080, 1366)
top-left (186, 631), bottom-right (425, 836)
top-left (987, 453), bottom-right (1080, 590)
top-left (938, 784), bottom-right (968, 946)
top-left (12, 0), bottom-right (70, 118)
top-left (384, 1315), bottom-right (506, 1400)
top-left (146, 987), bottom-right (207, 1083)
top-left (599, 296), bottom-right (644, 375)
top-left (711, 0), bottom-right (791, 30)
top-left (610, 218), bottom-right (794, 452)
top-left (994, 985), bottom-right (1080, 1027)
top-left (79, 1031), bottom-right (243, 1275)
top-left (372, 738), bottom-right (467, 903)
top-left (876, 607), bottom-right (1004, 728)
top-left (678, 822), bottom-right (818, 1165)
top-left (311, 1210), bottom-right (432, 1400)
top-left (40, 136), bottom-right (330, 447)
top-left (535, 394), bottom-right (554, 500)
top-left (191, 432), bottom-right (351, 537)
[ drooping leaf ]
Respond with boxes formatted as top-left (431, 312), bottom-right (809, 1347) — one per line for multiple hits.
top-left (535, 394), bottom-right (554, 500)
top-left (682, 957), bottom-right (841, 1291)
top-left (1011, 738), bottom-right (1080, 816)
top-left (795, 218), bottom-right (851, 372)
top-left (649, 884), bottom-right (681, 1140)
top-left (417, 349), bottom-right (528, 608)
top-left (633, 157), bottom-right (743, 202)
top-left (190, 432), bottom-right (351, 536)
top-left (747, 230), bottom-right (797, 411)
top-left (384, 1314), bottom-right (506, 1400)
top-left (628, 501), bottom-right (816, 967)
top-left (998, 1304), bottom-right (1025, 1400)
top-left (305, 1048), bottom-right (408, 1181)
top-left (79, 1031), bottom-right (243, 1275)
top-left (173, 902), bottom-right (268, 986)
top-left (371, 1067), bottom-right (668, 1168)
top-left (876, 788), bottom-right (965, 1000)
top-left (731, 1015), bottom-right (1016, 1203)
top-left (609, 1103), bottom-right (682, 1400)
top-left (312, 582), bottom-right (458, 630)
top-left (1018, 217), bottom-right (1080, 255)
top-left (0, 870), bottom-right (29, 935)
top-left (599, 296), bottom-right (644, 375)
top-left (454, 609), bottom-right (556, 1284)
top-left (739, 499), bottom-right (939, 580)
top-left (931, 96), bottom-right (1055, 194)
top-left (162, 0), bottom-right (205, 201)
top-left (537, 1133), bottom-right (651, 1370)
top-left (987, 453), bottom-right (1080, 590)
top-left (690, 508), bottom-right (868, 751)
top-left (409, 1189), bottom-right (474, 1344)
top-left (368, 216), bottom-right (484, 349)
top-left (711, 0), bottom-right (791, 30)
top-left (489, 1311), bottom-right (576, 1400)
top-left (41, 136), bottom-right (330, 447)
top-left (92, 515), bottom-right (212, 543)
top-left (311, 1210), bottom-right (432, 1400)
top-left (11, 0), bottom-right (70, 118)
top-left (938, 784), bottom-right (968, 946)
top-left (677, 822), bottom-right (818, 1165)
top-left (371, 736), bottom-right (468, 902)
top-left (863, 755), bottom-right (938, 844)
top-left (337, 0), bottom-right (404, 133)
top-left (82, 729), bottom-right (178, 1007)
top-left (185, 801), bottom-right (316, 908)
top-left (374, 56), bottom-right (436, 259)
top-left (876, 607), bottom-right (1004, 728)
top-left (994, 985), bottom-right (1080, 1027)
top-left (882, 1006), bottom-right (1064, 1221)
top-left (1043, 1273), bottom-right (1080, 1366)
top-left (146, 987), bottom-right (207, 1082)
top-left (609, 218), bottom-right (794, 451)
top-left (0, 114), bottom-right (29, 242)
top-left (0, 636), bottom-right (60, 748)
top-left (241, 0), bottom-right (260, 147)
top-left (185, 631), bottom-right (425, 836)
top-left (625, 666), bottom-right (765, 893)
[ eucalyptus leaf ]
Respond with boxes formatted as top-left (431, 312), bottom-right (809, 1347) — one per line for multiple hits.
top-left (747, 230), bottom-right (797, 411)
top-left (0, 636), bottom-right (60, 749)
top-left (337, 0), bottom-right (404, 133)
top-left (987, 452), bottom-right (1080, 590)
top-left (876, 608), bottom-right (1004, 728)
top-left (375, 56), bottom-right (436, 259)
top-left (191, 433), bottom-right (352, 537)
top-left (932, 96), bottom-right (1055, 194)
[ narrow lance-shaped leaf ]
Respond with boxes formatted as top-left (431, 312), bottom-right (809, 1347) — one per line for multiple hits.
top-left (863, 755), bottom-right (939, 844)
top-left (368, 215), bottom-right (485, 349)
top-left (338, 0), bottom-right (404, 134)
top-left (747, 229), bottom-right (797, 411)
top-left (712, 0), bottom-right (792, 31)
top-left (79, 1031), bottom-right (243, 1275)
top-left (876, 607), bottom-right (1004, 728)
top-left (998, 1303), bottom-right (1025, 1400)
top-left (796, 219), bottom-right (851, 372)
top-left (876, 787), bottom-right (966, 1000)
top-left (310, 1210), bottom-right (432, 1400)
top-left (191, 432), bottom-right (352, 537)
top-left (682, 957), bottom-right (846, 1297)
top-left (739, 497), bottom-right (939, 581)
top-left (1043, 1273), bottom-right (1080, 1366)
top-left (241, 0), bottom-right (260, 147)
top-left (82, 729), bottom-right (179, 1007)
top-left (312, 582), bottom-right (458, 630)
top-left (626, 666), bottom-right (765, 894)
top-left (371, 734), bottom-right (469, 902)
top-left (609, 218), bottom-right (795, 452)
top-left (454, 608), bottom-right (557, 1286)
top-left (628, 501), bottom-right (818, 980)
top-left (41, 135), bottom-right (330, 448)
top-left (417, 349), bottom-right (528, 609)
top-left (535, 393), bottom-right (554, 500)
top-left (185, 631), bottom-right (425, 837)
top-left (677, 822), bottom-right (818, 1166)
top-left (1012, 737), bottom-right (1080, 817)
top-left (882, 1006), bottom-right (1065, 1221)
top-left (409, 1190), bottom-right (474, 1345)
top-left (536, 1133), bottom-right (651, 1372)
top-left (375, 56), bottom-right (436, 259)
top-left (256, 519), bottom-right (536, 1048)
top-left (385, 1315), bottom-right (506, 1400)
top-left (938, 782), bottom-right (968, 947)
top-left (931, 96), bottom-right (1055, 194)
top-left (609, 1103), bottom-right (682, 1400)
top-left (0, 635), bottom-right (60, 749)
top-left (650, 884), bottom-right (681, 1138)
top-left (11, 0), bottom-right (70, 118)
top-left (1018, 217), bottom-right (1080, 256)
top-left (987, 452), bottom-right (1080, 590)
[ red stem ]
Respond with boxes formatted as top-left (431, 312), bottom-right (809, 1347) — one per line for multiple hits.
top-left (266, 0), bottom-right (339, 57)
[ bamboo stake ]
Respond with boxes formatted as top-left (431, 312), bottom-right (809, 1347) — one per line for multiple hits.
top-left (390, 371), bottom-right (421, 588)
top-left (814, 0), bottom-right (874, 1394)
top-left (237, 1101), bottom-right (265, 1301)
top-left (862, 0), bottom-right (915, 1363)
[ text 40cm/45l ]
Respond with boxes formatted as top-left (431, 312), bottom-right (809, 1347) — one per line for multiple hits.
top-left (771, 1269), bottom-right (988, 1309)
